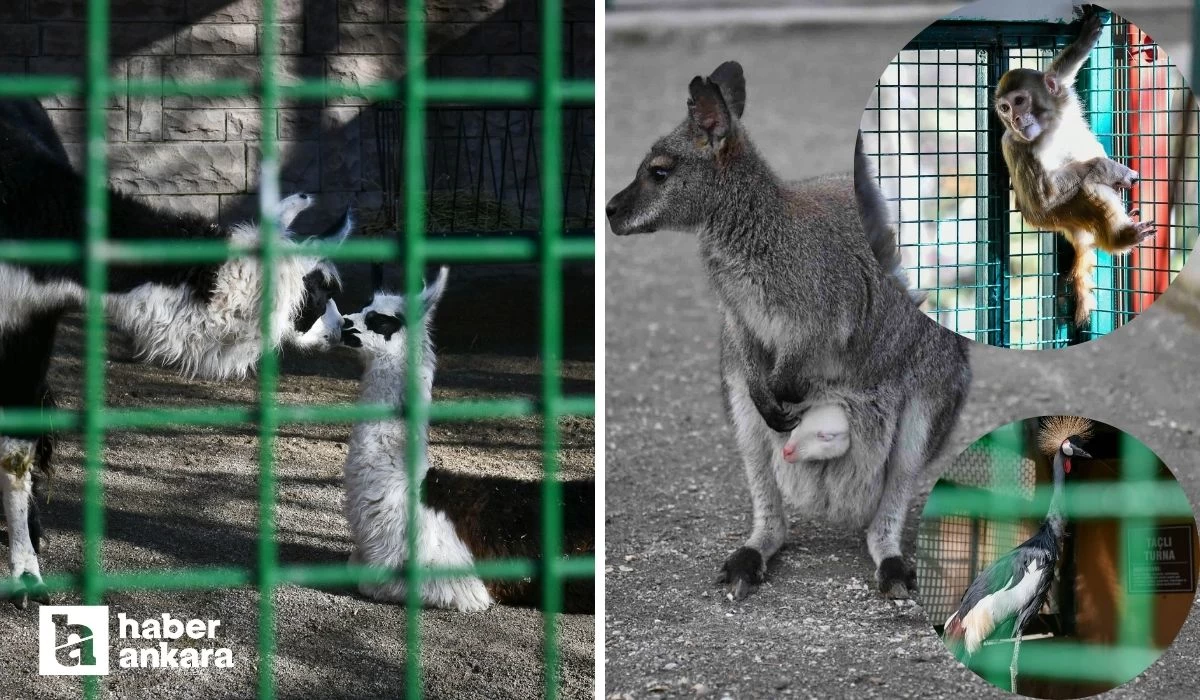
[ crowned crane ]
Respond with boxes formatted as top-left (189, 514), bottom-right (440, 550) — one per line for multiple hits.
top-left (942, 416), bottom-right (1094, 692)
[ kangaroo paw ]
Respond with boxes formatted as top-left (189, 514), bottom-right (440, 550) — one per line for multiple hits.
top-left (716, 546), bottom-right (765, 601)
top-left (876, 556), bottom-right (917, 600)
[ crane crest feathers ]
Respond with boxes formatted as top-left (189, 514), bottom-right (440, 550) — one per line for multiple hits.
top-left (1038, 415), bottom-right (1094, 456)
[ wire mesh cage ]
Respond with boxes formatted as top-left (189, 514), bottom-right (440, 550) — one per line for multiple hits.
top-left (0, 0), bottom-right (595, 698)
top-left (861, 14), bottom-right (1198, 349)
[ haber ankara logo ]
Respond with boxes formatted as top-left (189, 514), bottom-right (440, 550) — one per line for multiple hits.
top-left (39, 605), bottom-right (110, 676)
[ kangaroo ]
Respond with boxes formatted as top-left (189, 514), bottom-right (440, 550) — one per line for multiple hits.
top-left (607, 61), bottom-right (971, 600)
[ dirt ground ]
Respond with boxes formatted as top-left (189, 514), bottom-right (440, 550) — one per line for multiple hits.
top-left (605, 9), bottom-right (1200, 700)
top-left (0, 265), bottom-right (595, 699)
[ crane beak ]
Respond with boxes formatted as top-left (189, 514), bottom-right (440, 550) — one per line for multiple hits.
top-left (1072, 446), bottom-right (1092, 460)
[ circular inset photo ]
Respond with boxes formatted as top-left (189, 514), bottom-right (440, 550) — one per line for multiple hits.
top-left (858, 2), bottom-right (1197, 349)
top-left (917, 416), bottom-right (1198, 697)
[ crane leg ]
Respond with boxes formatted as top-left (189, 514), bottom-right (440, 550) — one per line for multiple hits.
top-left (1010, 635), bottom-right (1022, 692)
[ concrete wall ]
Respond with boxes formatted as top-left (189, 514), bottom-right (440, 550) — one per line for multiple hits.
top-left (0, 0), bottom-right (594, 228)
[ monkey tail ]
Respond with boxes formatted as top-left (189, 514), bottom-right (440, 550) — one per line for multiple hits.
top-left (854, 132), bottom-right (927, 306)
top-left (1069, 234), bottom-right (1098, 327)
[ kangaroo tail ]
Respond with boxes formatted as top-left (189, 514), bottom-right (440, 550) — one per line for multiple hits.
top-left (855, 131), bottom-right (927, 307)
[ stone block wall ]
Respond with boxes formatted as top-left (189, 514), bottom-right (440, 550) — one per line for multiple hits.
top-left (0, 0), bottom-right (594, 229)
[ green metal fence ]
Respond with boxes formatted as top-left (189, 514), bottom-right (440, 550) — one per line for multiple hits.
top-left (0, 1), bottom-right (595, 698)
top-left (862, 12), bottom-right (1197, 349)
top-left (918, 418), bottom-right (1197, 694)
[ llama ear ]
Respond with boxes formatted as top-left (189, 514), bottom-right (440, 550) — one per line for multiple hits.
top-left (419, 266), bottom-right (449, 316)
top-left (308, 207), bottom-right (353, 244)
top-left (277, 192), bottom-right (315, 230)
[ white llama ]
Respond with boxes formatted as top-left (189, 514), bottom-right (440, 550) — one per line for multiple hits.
top-left (329, 269), bottom-right (595, 613)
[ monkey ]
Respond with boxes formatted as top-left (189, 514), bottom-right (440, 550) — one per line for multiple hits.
top-left (994, 5), bottom-right (1154, 326)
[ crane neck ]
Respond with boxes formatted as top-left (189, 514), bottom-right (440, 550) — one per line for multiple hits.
top-left (1046, 448), bottom-right (1069, 537)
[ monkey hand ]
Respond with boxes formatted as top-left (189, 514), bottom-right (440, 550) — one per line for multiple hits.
top-left (1111, 164), bottom-right (1139, 190)
top-left (1074, 5), bottom-right (1104, 40)
top-left (1132, 220), bottom-right (1157, 243)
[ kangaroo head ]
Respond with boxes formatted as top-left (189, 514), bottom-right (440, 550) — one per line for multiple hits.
top-left (606, 61), bottom-right (747, 236)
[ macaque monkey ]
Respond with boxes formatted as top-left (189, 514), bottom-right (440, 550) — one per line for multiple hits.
top-left (994, 6), bottom-right (1154, 326)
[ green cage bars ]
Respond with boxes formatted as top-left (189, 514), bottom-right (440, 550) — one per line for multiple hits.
top-left (861, 13), bottom-right (1198, 349)
top-left (918, 420), bottom-right (1196, 692)
top-left (0, 1), bottom-right (595, 698)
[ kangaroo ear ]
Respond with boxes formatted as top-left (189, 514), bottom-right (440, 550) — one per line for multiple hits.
top-left (708, 61), bottom-right (746, 119)
top-left (687, 76), bottom-right (733, 147)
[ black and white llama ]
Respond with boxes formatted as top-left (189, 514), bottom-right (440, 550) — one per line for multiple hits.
top-left (330, 270), bottom-right (594, 613)
top-left (0, 100), bottom-right (352, 605)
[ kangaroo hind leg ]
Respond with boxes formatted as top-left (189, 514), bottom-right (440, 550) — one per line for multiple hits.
top-left (717, 370), bottom-right (788, 602)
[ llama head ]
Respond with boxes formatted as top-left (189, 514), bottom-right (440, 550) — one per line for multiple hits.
top-left (340, 267), bottom-right (449, 363)
top-left (277, 192), bottom-right (315, 230)
top-left (287, 206), bottom-right (354, 337)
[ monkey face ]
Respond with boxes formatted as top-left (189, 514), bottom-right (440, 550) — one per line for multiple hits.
top-left (995, 88), bottom-right (1044, 142)
top-left (994, 68), bottom-right (1063, 144)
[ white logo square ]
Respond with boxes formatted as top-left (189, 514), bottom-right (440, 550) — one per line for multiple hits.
top-left (38, 605), bottom-right (110, 676)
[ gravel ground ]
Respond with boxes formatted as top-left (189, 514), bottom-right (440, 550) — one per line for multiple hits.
top-left (605, 11), bottom-right (1200, 700)
top-left (0, 268), bottom-right (595, 699)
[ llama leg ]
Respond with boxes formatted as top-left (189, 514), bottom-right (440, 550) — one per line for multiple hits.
top-left (416, 507), bottom-right (492, 612)
top-left (0, 438), bottom-right (48, 608)
top-left (2, 312), bottom-right (61, 555)
top-left (781, 403), bottom-right (850, 463)
top-left (354, 506), bottom-right (492, 611)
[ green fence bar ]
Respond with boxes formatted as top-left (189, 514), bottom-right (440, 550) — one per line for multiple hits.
top-left (925, 480), bottom-right (1196, 519)
top-left (0, 237), bottom-right (594, 266)
top-left (80, 2), bottom-right (111, 699)
top-left (404, 0), bottom-right (430, 695)
top-left (256, 0), bottom-right (283, 696)
top-left (0, 396), bottom-right (597, 435)
top-left (0, 0), bottom-right (594, 696)
top-left (0, 76), bottom-right (597, 104)
top-left (540, 0), bottom-right (568, 696)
